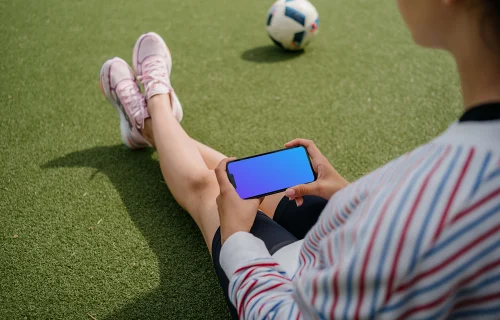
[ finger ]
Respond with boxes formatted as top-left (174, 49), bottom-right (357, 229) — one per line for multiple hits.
top-left (215, 157), bottom-right (237, 191)
top-left (284, 138), bottom-right (306, 148)
top-left (316, 163), bottom-right (324, 178)
top-left (250, 198), bottom-right (262, 207)
top-left (215, 195), bottom-right (222, 214)
top-left (284, 139), bottom-right (323, 160)
top-left (285, 188), bottom-right (296, 200)
top-left (295, 197), bottom-right (304, 207)
top-left (287, 183), bottom-right (315, 199)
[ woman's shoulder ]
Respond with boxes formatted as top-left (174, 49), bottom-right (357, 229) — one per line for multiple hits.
top-left (328, 140), bottom-right (500, 224)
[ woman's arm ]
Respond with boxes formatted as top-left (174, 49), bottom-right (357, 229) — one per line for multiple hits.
top-left (220, 232), bottom-right (302, 319)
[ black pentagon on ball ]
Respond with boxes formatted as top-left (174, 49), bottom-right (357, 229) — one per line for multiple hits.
top-left (293, 31), bottom-right (306, 46)
top-left (268, 35), bottom-right (284, 49)
top-left (267, 12), bottom-right (273, 26)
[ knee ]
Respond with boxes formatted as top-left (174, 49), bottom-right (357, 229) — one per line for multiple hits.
top-left (183, 171), bottom-right (218, 194)
top-left (177, 172), bottom-right (219, 217)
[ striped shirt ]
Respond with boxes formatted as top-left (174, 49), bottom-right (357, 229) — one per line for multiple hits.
top-left (220, 120), bottom-right (500, 319)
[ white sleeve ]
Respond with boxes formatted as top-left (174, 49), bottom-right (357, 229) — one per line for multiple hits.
top-left (219, 231), bottom-right (272, 278)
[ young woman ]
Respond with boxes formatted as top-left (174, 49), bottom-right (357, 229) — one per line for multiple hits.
top-left (99, 0), bottom-right (500, 318)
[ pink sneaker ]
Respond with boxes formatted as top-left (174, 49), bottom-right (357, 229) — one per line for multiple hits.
top-left (99, 57), bottom-right (150, 149)
top-left (133, 32), bottom-right (183, 122)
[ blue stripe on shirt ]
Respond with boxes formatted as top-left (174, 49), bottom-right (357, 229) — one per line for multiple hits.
top-left (416, 297), bottom-right (455, 320)
top-left (451, 306), bottom-right (500, 318)
top-left (368, 146), bottom-right (441, 319)
top-left (369, 147), bottom-right (445, 316)
top-left (382, 238), bottom-right (500, 312)
top-left (268, 300), bottom-right (284, 319)
top-left (423, 202), bottom-right (500, 259)
top-left (422, 273), bottom-right (500, 320)
top-left (359, 191), bottom-right (392, 319)
top-left (470, 151), bottom-right (491, 198)
top-left (409, 146), bottom-right (462, 273)
top-left (485, 167), bottom-right (500, 182)
top-left (247, 295), bottom-right (265, 317)
top-left (456, 273), bottom-right (500, 298)
top-left (340, 195), bottom-right (375, 320)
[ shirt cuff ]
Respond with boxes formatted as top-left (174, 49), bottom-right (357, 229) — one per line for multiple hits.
top-left (220, 231), bottom-right (272, 279)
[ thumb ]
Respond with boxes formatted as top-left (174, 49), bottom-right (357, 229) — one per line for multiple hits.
top-left (316, 163), bottom-right (326, 179)
top-left (285, 183), bottom-right (315, 199)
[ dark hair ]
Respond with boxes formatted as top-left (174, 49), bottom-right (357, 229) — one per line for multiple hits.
top-left (482, 0), bottom-right (500, 47)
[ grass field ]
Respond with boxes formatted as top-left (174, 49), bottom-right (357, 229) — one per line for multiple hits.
top-left (0, 0), bottom-right (464, 319)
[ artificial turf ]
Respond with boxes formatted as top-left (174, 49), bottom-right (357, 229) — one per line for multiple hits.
top-left (0, 0), bottom-right (463, 319)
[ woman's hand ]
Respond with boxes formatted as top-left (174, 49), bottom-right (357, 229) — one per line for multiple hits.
top-left (284, 139), bottom-right (349, 206)
top-left (215, 157), bottom-right (263, 244)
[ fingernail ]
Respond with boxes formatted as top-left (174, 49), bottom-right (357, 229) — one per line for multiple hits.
top-left (285, 189), bottom-right (295, 197)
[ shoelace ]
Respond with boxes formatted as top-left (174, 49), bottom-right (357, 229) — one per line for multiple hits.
top-left (137, 58), bottom-right (171, 91)
top-left (117, 82), bottom-right (147, 129)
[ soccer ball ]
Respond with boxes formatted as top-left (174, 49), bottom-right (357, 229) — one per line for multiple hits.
top-left (266, 0), bottom-right (319, 51)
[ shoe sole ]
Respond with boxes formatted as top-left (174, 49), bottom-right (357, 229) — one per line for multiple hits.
top-left (99, 58), bottom-right (148, 149)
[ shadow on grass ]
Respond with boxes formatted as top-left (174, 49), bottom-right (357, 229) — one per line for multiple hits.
top-left (241, 45), bottom-right (304, 63)
top-left (43, 146), bottom-right (230, 320)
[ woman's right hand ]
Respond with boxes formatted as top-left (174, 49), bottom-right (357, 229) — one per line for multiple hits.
top-left (284, 139), bottom-right (349, 206)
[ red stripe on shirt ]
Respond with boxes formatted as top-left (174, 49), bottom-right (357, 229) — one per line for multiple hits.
top-left (303, 241), bottom-right (317, 266)
top-left (345, 204), bottom-right (351, 215)
top-left (432, 148), bottom-right (475, 242)
top-left (339, 229), bottom-right (345, 262)
top-left (454, 292), bottom-right (500, 309)
top-left (336, 211), bottom-right (345, 224)
top-left (238, 280), bottom-right (258, 318)
top-left (450, 187), bottom-right (500, 224)
top-left (327, 238), bottom-right (334, 265)
top-left (354, 147), bottom-right (439, 318)
top-left (396, 223), bottom-right (500, 293)
top-left (260, 273), bottom-right (291, 282)
top-left (311, 273), bottom-right (319, 305)
top-left (297, 251), bottom-right (307, 277)
top-left (396, 292), bottom-right (449, 320)
top-left (384, 147), bottom-right (451, 304)
top-left (246, 282), bottom-right (285, 311)
top-left (327, 217), bottom-right (336, 231)
top-left (235, 263), bottom-right (278, 274)
top-left (354, 190), bottom-right (399, 316)
top-left (241, 267), bottom-right (258, 285)
top-left (395, 259), bottom-right (500, 319)
top-left (319, 218), bottom-right (328, 237)
top-left (330, 268), bottom-right (341, 318)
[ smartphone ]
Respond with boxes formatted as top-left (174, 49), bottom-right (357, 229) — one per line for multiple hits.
top-left (226, 146), bottom-right (316, 199)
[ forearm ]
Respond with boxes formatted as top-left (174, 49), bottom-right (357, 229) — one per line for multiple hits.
top-left (221, 232), bottom-right (303, 319)
top-left (230, 267), bottom-right (299, 320)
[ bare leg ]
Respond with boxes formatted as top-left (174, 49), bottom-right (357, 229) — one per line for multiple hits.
top-left (192, 140), bottom-right (226, 170)
top-left (186, 142), bottom-right (286, 218)
top-left (143, 114), bottom-right (284, 219)
top-left (143, 122), bottom-right (225, 170)
top-left (258, 192), bottom-right (285, 218)
top-left (145, 94), bottom-right (221, 251)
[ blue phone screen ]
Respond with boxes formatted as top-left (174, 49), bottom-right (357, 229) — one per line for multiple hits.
top-left (227, 147), bottom-right (315, 199)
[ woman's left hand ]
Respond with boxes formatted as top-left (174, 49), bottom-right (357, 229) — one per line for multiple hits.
top-left (215, 157), bottom-right (263, 244)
